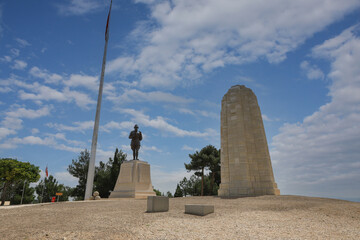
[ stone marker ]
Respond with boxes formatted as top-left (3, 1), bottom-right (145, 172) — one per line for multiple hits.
top-left (109, 160), bottom-right (156, 199)
top-left (218, 85), bottom-right (280, 197)
top-left (147, 196), bottom-right (169, 212)
top-left (185, 204), bottom-right (214, 216)
top-left (88, 191), bottom-right (101, 200)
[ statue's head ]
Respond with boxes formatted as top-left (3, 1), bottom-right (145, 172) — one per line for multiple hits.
top-left (134, 124), bottom-right (139, 130)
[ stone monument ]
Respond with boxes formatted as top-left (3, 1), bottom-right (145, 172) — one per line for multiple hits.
top-left (109, 125), bottom-right (156, 199)
top-left (218, 85), bottom-right (280, 197)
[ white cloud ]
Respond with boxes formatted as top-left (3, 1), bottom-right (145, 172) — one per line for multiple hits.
top-left (108, 0), bottom-right (360, 89)
top-left (178, 108), bottom-right (218, 119)
top-left (10, 48), bottom-right (20, 57)
top-left (15, 38), bottom-right (31, 47)
top-left (0, 105), bottom-right (51, 143)
top-left (64, 74), bottom-right (99, 91)
top-left (101, 121), bottom-right (134, 133)
top-left (262, 114), bottom-right (271, 122)
top-left (47, 120), bottom-right (94, 133)
top-left (0, 86), bottom-right (12, 93)
top-left (122, 108), bottom-right (217, 137)
top-left (300, 61), bottom-right (325, 80)
top-left (0, 127), bottom-right (16, 141)
top-left (53, 171), bottom-right (78, 187)
top-left (0, 133), bottom-right (87, 153)
top-left (0, 105), bottom-right (52, 131)
top-left (31, 128), bottom-right (40, 134)
top-left (19, 84), bottom-right (95, 109)
top-left (57, 0), bottom-right (104, 16)
top-left (182, 145), bottom-right (196, 151)
top-left (1, 117), bottom-right (23, 130)
top-left (142, 145), bottom-right (162, 152)
top-left (45, 133), bottom-right (84, 146)
top-left (271, 25), bottom-right (360, 199)
top-left (6, 105), bottom-right (52, 119)
top-left (0, 55), bottom-right (11, 62)
top-left (63, 87), bottom-right (96, 109)
top-left (29, 66), bottom-right (63, 84)
top-left (107, 88), bottom-right (193, 105)
top-left (11, 60), bottom-right (27, 70)
top-left (151, 166), bottom-right (193, 194)
top-left (262, 114), bottom-right (279, 122)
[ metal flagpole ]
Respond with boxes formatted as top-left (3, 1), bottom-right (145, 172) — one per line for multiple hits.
top-left (20, 180), bottom-right (26, 204)
top-left (84, 0), bottom-right (113, 200)
top-left (41, 179), bottom-right (45, 203)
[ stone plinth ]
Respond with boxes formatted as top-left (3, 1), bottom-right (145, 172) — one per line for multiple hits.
top-left (218, 85), bottom-right (280, 198)
top-left (109, 160), bottom-right (156, 199)
top-left (147, 196), bottom-right (169, 212)
top-left (185, 204), bottom-right (214, 216)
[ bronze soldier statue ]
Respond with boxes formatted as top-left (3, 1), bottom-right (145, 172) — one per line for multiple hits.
top-left (129, 124), bottom-right (142, 160)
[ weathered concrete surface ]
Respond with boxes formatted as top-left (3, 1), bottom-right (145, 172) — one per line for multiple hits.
top-left (147, 196), bottom-right (169, 212)
top-left (218, 85), bottom-right (280, 197)
top-left (185, 204), bottom-right (214, 216)
top-left (109, 160), bottom-right (156, 199)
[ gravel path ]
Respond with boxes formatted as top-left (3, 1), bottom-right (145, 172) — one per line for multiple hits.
top-left (1, 195), bottom-right (359, 239)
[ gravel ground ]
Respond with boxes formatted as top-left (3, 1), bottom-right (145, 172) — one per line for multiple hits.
top-left (0, 195), bottom-right (359, 240)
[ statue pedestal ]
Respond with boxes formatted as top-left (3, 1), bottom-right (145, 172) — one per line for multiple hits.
top-left (109, 160), bottom-right (156, 199)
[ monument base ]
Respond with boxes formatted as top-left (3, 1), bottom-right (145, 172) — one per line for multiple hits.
top-left (218, 182), bottom-right (280, 198)
top-left (109, 160), bottom-right (156, 199)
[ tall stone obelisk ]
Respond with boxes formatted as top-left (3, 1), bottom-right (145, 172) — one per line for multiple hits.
top-left (218, 85), bottom-right (280, 197)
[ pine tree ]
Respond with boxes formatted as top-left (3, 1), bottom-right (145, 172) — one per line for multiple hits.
top-left (67, 149), bottom-right (90, 200)
top-left (174, 184), bottom-right (183, 197)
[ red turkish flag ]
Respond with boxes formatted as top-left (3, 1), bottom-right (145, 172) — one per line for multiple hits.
top-left (45, 166), bottom-right (48, 177)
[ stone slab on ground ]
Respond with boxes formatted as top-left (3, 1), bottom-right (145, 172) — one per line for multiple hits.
top-left (185, 204), bottom-right (214, 216)
top-left (147, 196), bottom-right (169, 212)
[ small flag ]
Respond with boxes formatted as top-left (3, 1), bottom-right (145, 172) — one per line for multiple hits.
top-left (45, 166), bottom-right (48, 177)
top-left (105, 0), bottom-right (113, 41)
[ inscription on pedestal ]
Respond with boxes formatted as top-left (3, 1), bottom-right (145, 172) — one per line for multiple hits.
top-left (109, 160), bottom-right (156, 199)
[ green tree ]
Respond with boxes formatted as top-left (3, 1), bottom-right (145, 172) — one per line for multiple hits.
top-left (0, 158), bottom-right (40, 206)
top-left (201, 145), bottom-right (220, 195)
top-left (110, 148), bottom-right (125, 187)
top-left (166, 191), bottom-right (173, 198)
top-left (10, 180), bottom-right (36, 205)
top-left (67, 149), bottom-right (90, 200)
top-left (35, 175), bottom-right (72, 202)
top-left (174, 184), bottom-right (183, 197)
top-left (94, 149), bottom-right (126, 198)
top-left (185, 150), bottom-right (206, 196)
top-left (184, 145), bottom-right (220, 196)
top-left (68, 148), bottom-right (126, 199)
top-left (153, 188), bottom-right (162, 196)
top-left (179, 177), bottom-right (190, 196)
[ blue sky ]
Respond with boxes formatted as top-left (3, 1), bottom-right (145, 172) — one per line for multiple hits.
top-left (1, 0), bottom-right (360, 201)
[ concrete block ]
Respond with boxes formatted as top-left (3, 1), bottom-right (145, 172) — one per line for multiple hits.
top-left (147, 196), bottom-right (169, 212)
top-left (185, 204), bottom-right (214, 216)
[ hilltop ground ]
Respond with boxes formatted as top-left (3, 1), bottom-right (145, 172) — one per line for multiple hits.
top-left (0, 195), bottom-right (359, 239)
